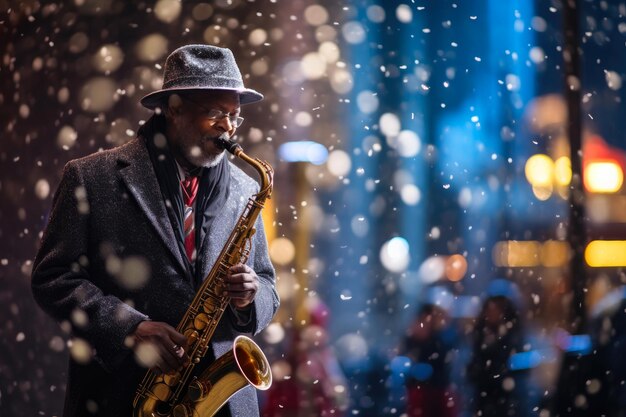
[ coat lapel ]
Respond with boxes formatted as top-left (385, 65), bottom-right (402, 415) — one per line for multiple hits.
top-left (116, 139), bottom-right (189, 276)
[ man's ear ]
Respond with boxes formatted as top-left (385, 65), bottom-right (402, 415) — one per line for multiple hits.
top-left (165, 94), bottom-right (184, 117)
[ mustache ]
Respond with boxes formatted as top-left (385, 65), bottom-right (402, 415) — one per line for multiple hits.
top-left (204, 132), bottom-right (231, 142)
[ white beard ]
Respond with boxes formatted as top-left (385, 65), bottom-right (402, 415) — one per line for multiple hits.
top-left (203, 151), bottom-right (225, 168)
top-left (187, 143), bottom-right (225, 168)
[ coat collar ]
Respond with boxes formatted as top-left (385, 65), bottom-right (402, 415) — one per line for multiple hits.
top-left (115, 138), bottom-right (190, 277)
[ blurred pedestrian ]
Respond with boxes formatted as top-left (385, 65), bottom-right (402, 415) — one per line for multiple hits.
top-left (263, 296), bottom-right (348, 417)
top-left (589, 286), bottom-right (626, 417)
top-left (467, 295), bottom-right (525, 417)
top-left (399, 303), bottom-right (457, 417)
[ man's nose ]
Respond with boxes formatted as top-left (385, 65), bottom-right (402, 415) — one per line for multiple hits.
top-left (214, 115), bottom-right (234, 131)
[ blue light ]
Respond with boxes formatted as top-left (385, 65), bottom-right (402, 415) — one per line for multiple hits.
top-left (410, 362), bottom-right (434, 381)
top-left (389, 356), bottom-right (434, 381)
top-left (390, 356), bottom-right (412, 375)
top-left (278, 141), bottom-right (328, 165)
top-left (564, 334), bottom-right (592, 354)
top-left (509, 350), bottom-right (545, 371)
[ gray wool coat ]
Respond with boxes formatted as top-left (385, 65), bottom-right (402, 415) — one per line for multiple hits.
top-left (31, 137), bottom-right (279, 417)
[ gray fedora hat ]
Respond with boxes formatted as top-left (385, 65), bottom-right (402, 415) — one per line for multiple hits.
top-left (140, 44), bottom-right (263, 109)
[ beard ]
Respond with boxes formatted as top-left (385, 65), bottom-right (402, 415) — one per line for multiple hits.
top-left (177, 130), bottom-right (227, 169)
top-left (188, 146), bottom-right (225, 168)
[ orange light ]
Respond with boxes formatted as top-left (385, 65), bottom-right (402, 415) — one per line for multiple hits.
top-left (445, 254), bottom-right (467, 282)
top-left (493, 241), bottom-right (541, 267)
top-left (525, 154), bottom-right (554, 187)
top-left (584, 161), bottom-right (623, 193)
top-left (540, 240), bottom-right (570, 267)
top-left (554, 156), bottom-right (572, 186)
top-left (493, 240), bottom-right (569, 268)
top-left (585, 240), bottom-right (626, 267)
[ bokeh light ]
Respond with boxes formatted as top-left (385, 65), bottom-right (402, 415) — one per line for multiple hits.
top-left (154, 0), bottom-right (182, 23)
top-left (79, 77), bottom-right (117, 112)
top-left (396, 4), bottom-right (413, 23)
top-left (380, 236), bottom-right (410, 273)
top-left (366, 5), bottom-right (386, 23)
top-left (327, 150), bottom-right (351, 177)
top-left (554, 156), bottom-right (572, 186)
top-left (301, 52), bottom-right (326, 80)
top-left (586, 240), bottom-right (626, 267)
top-left (329, 68), bottom-right (353, 94)
top-left (584, 161), bottom-right (623, 193)
top-left (304, 5), bottom-right (329, 26)
top-left (249, 28), bottom-right (268, 46)
top-left (341, 21), bottom-right (366, 44)
top-left (445, 254), bottom-right (468, 282)
top-left (191, 3), bottom-right (213, 21)
top-left (269, 237), bottom-right (296, 266)
top-left (380, 112), bottom-right (401, 137)
top-left (93, 44), bottom-right (124, 73)
top-left (135, 34), bottom-right (169, 62)
top-left (525, 154), bottom-right (554, 187)
top-left (417, 256), bottom-right (446, 284)
top-left (393, 130), bottom-right (421, 157)
top-left (34, 179), bottom-right (50, 200)
top-left (57, 125), bottom-right (78, 149)
top-left (357, 90), bottom-right (379, 114)
top-left (400, 184), bottom-right (421, 206)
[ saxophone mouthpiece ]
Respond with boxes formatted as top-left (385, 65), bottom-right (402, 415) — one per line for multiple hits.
top-left (216, 133), bottom-right (241, 155)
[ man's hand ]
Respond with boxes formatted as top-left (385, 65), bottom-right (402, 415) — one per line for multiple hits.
top-left (130, 321), bottom-right (189, 374)
top-left (224, 263), bottom-right (259, 309)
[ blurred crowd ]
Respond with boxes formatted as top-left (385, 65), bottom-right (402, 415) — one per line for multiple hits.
top-left (257, 279), bottom-right (626, 417)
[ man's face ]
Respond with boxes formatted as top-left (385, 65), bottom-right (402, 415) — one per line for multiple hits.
top-left (166, 90), bottom-right (241, 170)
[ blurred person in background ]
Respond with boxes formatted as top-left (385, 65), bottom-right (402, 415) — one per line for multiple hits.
top-left (263, 296), bottom-right (349, 417)
top-left (30, 44), bottom-right (279, 417)
top-left (587, 285), bottom-right (626, 417)
top-left (467, 294), bottom-right (527, 417)
top-left (396, 303), bottom-right (457, 417)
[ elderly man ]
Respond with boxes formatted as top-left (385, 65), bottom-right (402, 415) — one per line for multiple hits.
top-left (32, 45), bottom-right (279, 417)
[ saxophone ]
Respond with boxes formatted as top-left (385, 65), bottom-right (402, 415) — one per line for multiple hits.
top-left (133, 135), bottom-right (274, 417)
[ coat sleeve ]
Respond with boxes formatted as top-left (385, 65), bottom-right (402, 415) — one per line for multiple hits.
top-left (31, 161), bottom-right (148, 371)
top-left (228, 211), bottom-right (279, 335)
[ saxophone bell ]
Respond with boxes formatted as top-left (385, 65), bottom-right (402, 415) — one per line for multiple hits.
top-left (170, 336), bottom-right (272, 417)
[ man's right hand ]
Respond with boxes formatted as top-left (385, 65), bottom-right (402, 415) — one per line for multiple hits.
top-left (130, 321), bottom-right (189, 374)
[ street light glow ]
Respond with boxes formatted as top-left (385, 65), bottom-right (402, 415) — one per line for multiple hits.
top-left (585, 240), bottom-right (626, 267)
top-left (584, 161), bottom-right (623, 193)
top-left (525, 154), bottom-right (554, 187)
top-left (278, 141), bottom-right (328, 165)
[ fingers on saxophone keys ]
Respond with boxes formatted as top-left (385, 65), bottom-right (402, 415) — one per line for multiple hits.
top-left (159, 344), bottom-right (183, 373)
top-left (172, 344), bottom-right (185, 358)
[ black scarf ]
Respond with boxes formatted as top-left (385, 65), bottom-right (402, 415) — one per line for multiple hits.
top-left (140, 114), bottom-right (231, 284)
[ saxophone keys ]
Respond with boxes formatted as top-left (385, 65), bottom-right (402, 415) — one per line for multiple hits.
top-left (193, 313), bottom-right (209, 330)
top-left (183, 329), bottom-right (199, 347)
top-left (202, 298), bottom-right (217, 314)
top-left (162, 371), bottom-right (181, 387)
top-left (150, 382), bottom-right (172, 401)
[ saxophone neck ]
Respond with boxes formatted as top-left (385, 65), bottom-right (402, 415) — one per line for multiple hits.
top-left (217, 135), bottom-right (273, 199)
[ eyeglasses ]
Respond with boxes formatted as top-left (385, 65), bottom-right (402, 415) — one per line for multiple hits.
top-left (183, 96), bottom-right (244, 128)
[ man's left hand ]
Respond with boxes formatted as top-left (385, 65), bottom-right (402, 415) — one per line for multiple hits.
top-left (224, 263), bottom-right (259, 309)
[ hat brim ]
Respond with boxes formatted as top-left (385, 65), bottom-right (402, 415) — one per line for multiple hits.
top-left (140, 86), bottom-right (264, 110)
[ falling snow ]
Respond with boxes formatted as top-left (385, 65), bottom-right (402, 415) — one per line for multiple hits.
top-left (2, 1), bottom-right (626, 417)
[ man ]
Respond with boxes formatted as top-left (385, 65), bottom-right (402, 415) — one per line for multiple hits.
top-left (31, 44), bottom-right (279, 417)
